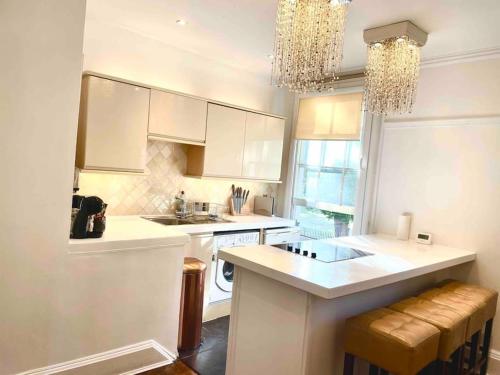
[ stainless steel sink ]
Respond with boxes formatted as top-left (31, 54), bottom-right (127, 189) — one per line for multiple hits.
top-left (142, 217), bottom-right (191, 225)
top-left (141, 215), bottom-right (232, 226)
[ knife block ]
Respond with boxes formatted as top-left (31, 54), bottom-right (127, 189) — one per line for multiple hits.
top-left (229, 197), bottom-right (251, 216)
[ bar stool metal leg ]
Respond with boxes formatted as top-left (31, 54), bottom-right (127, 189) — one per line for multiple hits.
top-left (450, 346), bottom-right (462, 374)
top-left (422, 361), bottom-right (438, 375)
top-left (343, 353), bottom-right (354, 375)
top-left (438, 360), bottom-right (447, 374)
top-left (480, 318), bottom-right (493, 375)
top-left (467, 331), bottom-right (480, 374)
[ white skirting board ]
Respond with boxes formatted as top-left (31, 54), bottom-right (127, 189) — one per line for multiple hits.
top-left (487, 349), bottom-right (500, 375)
top-left (17, 340), bottom-right (176, 375)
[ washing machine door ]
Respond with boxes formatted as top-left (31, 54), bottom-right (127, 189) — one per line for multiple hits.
top-left (215, 257), bottom-right (234, 292)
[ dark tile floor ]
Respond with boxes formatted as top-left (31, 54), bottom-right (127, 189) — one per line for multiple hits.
top-left (142, 316), bottom-right (229, 375)
top-left (141, 361), bottom-right (197, 375)
top-left (179, 316), bottom-right (229, 375)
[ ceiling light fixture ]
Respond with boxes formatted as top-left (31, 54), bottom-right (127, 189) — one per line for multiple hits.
top-left (176, 19), bottom-right (187, 26)
top-left (363, 21), bottom-right (428, 115)
top-left (271, 0), bottom-right (352, 92)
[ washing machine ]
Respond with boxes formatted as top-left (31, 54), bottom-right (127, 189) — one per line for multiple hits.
top-left (209, 230), bottom-right (260, 303)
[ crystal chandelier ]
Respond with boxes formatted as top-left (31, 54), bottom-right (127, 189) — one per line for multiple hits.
top-left (271, 0), bottom-right (351, 92)
top-left (363, 21), bottom-right (428, 115)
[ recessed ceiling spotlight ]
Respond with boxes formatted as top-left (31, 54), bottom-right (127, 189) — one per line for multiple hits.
top-left (176, 19), bottom-right (187, 26)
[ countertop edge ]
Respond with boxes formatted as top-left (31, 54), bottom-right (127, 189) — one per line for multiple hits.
top-left (67, 233), bottom-right (190, 255)
top-left (220, 249), bottom-right (476, 300)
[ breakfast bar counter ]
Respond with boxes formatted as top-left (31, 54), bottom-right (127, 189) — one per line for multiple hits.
top-left (219, 234), bottom-right (476, 375)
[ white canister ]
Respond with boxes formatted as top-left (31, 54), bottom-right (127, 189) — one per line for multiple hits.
top-left (397, 213), bottom-right (412, 241)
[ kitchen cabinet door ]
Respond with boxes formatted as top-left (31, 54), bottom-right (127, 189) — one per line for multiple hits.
top-left (202, 104), bottom-right (247, 177)
top-left (242, 113), bottom-right (285, 180)
top-left (149, 89), bottom-right (208, 144)
top-left (76, 76), bottom-right (150, 173)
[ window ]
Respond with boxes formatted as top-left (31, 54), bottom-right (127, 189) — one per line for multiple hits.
top-left (288, 91), bottom-right (371, 240)
top-left (292, 140), bottom-right (362, 239)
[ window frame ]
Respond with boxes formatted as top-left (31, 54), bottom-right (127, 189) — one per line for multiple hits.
top-left (283, 85), bottom-right (380, 236)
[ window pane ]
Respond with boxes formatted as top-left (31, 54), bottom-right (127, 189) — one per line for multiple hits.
top-left (294, 166), bottom-right (307, 198)
top-left (294, 206), bottom-right (353, 239)
top-left (324, 141), bottom-right (346, 168)
top-left (342, 170), bottom-right (360, 207)
top-left (318, 172), bottom-right (342, 205)
top-left (300, 140), bottom-right (322, 166)
top-left (305, 168), bottom-right (321, 199)
top-left (346, 142), bottom-right (361, 169)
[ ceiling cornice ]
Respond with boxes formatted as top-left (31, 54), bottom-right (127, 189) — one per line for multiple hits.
top-left (342, 46), bottom-right (500, 73)
top-left (419, 46), bottom-right (500, 68)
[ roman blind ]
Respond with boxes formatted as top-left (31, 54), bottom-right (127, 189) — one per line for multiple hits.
top-left (295, 93), bottom-right (363, 141)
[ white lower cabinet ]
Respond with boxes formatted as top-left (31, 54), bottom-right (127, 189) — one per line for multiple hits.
top-left (76, 75), bottom-right (150, 173)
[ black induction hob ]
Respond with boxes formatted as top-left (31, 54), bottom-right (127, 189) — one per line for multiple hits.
top-left (273, 239), bottom-right (373, 263)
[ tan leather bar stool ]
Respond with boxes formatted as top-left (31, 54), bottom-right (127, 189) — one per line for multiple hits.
top-left (344, 308), bottom-right (440, 375)
top-left (418, 288), bottom-right (486, 374)
top-left (439, 281), bottom-right (498, 375)
top-left (390, 297), bottom-right (468, 375)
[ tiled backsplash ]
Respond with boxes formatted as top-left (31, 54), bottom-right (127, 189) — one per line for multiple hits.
top-left (77, 140), bottom-right (278, 215)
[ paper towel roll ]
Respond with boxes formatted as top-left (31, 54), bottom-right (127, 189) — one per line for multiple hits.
top-left (397, 213), bottom-right (412, 241)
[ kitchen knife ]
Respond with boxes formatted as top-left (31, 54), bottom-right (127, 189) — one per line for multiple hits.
top-left (237, 187), bottom-right (241, 212)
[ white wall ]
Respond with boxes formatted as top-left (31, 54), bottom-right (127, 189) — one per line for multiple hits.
top-left (83, 17), bottom-right (290, 116)
top-left (388, 58), bottom-right (500, 121)
top-left (82, 17), bottom-right (296, 214)
top-left (0, 2), bottom-right (189, 374)
top-left (373, 57), bottom-right (500, 354)
top-left (0, 1), bottom-right (86, 373)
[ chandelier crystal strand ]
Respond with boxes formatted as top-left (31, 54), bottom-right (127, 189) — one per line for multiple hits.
top-left (364, 37), bottom-right (421, 115)
top-left (272, 0), bottom-right (350, 92)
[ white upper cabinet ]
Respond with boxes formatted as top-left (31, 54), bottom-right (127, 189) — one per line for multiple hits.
top-left (148, 89), bottom-right (208, 144)
top-left (203, 104), bottom-right (247, 177)
top-left (187, 104), bottom-right (285, 181)
top-left (76, 76), bottom-right (150, 173)
top-left (243, 113), bottom-right (285, 180)
top-left (75, 74), bottom-right (285, 180)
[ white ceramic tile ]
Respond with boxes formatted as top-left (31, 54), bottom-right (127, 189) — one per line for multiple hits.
top-left (78, 140), bottom-right (278, 215)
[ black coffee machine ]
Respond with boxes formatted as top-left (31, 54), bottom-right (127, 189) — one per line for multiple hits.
top-left (71, 194), bottom-right (107, 239)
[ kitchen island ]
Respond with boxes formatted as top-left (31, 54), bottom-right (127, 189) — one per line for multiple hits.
top-left (219, 234), bottom-right (476, 375)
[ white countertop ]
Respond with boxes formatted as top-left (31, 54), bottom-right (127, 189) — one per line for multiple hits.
top-left (68, 214), bottom-right (295, 254)
top-left (68, 216), bottom-right (189, 254)
top-left (219, 234), bottom-right (476, 299)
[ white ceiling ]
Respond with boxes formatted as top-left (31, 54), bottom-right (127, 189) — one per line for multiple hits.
top-left (86, 0), bottom-right (500, 77)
